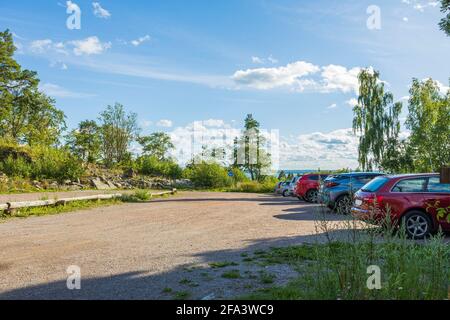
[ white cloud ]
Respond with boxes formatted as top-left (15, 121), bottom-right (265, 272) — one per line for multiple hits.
top-left (327, 103), bottom-right (337, 109)
top-left (92, 2), bottom-right (111, 18)
top-left (251, 55), bottom-right (278, 65)
top-left (39, 83), bottom-right (94, 98)
top-left (30, 39), bottom-right (53, 53)
top-left (345, 98), bottom-right (358, 107)
top-left (166, 119), bottom-right (362, 170)
top-left (131, 35), bottom-right (151, 47)
top-left (251, 56), bottom-right (264, 64)
top-left (402, 0), bottom-right (440, 12)
top-left (403, 17), bottom-right (409, 22)
top-left (232, 61), bottom-right (364, 94)
top-left (320, 65), bottom-right (361, 94)
top-left (156, 119), bottom-right (173, 128)
top-left (69, 36), bottom-right (111, 55)
top-left (279, 128), bottom-right (360, 169)
top-left (232, 61), bottom-right (320, 90)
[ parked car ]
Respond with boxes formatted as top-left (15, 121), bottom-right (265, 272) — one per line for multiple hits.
top-left (295, 174), bottom-right (329, 202)
top-left (274, 182), bottom-right (288, 194)
top-left (321, 172), bottom-right (385, 214)
top-left (352, 173), bottom-right (450, 239)
top-left (282, 176), bottom-right (302, 197)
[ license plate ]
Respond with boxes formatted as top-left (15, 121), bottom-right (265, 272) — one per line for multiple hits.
top-left (355, 199), bottom-right (362, 206)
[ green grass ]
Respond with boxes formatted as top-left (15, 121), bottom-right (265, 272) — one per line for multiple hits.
top-left (162, 287), bottom-right (173, 294)
top-left (259, 271), bottom-right (276, 284)
top-left (0, 198), bottom-right (123, 220)
top-left (173, 291), bottom-right (191, 300)
top-left (242, 239), bottom-right (450, 300)
top-left (222, 270), bottom-right (241, 279)
top-left (209, 261), bottom-right (239, 269)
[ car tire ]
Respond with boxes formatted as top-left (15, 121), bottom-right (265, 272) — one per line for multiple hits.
top-left (402, 211), bottom-right (433, 239)
top-left (305, 189), bottom-right (318, 203)
top-left (335, 195), bottom-right (352, 215)
top-left (282, 190), bottom-right (289, 197)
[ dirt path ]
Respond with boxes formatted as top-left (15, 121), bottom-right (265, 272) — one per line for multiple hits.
top-left (0, 192), bottom-right (349, 300)
top-left (0, 190), bottom-right (135, 203)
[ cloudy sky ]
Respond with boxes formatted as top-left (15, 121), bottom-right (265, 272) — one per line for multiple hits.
top-left (1, 0), bottom-right (449, 169)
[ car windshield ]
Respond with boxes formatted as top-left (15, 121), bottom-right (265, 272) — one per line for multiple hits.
top-left (361, 177), bottom-right (389, 192)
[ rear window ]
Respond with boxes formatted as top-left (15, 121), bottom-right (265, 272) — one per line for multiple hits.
top-left (392, 178), bottom-right (427, 193)
top-left (361, 177), bottom-right (389, 192)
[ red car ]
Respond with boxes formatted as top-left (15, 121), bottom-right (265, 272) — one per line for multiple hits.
top-left (294, 174), bottom-right (329, 203)
top-left (352, 173), bottom-right (450, 239)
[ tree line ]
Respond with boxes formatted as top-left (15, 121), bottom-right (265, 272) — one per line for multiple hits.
top-left (353, 70), bottom-right (449, 173)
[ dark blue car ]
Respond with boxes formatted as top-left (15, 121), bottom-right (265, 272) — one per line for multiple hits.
top-left (321, 172), bottom-right (385, 214)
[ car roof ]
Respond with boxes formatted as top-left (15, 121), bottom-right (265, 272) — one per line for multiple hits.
top-left (386, 173), bottom-right (439, 179)
top-left (336, 172), bottom-right (383, 176)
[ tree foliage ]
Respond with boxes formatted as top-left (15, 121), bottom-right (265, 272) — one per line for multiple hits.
top-left (439, 0), bottom-right (450, 36)
top-left (0, 30), bottom-right (66, 146)
top-left (98, 103), bottom-right (139, 167)
top-left (233, 114), bottom-right (272, 181)
top-left (405, 78), bottom-right (450, 172)
top-left (137, 132), bottom-right (174, 160)
top-left (66, 120), bottom-right (102, 163)
top-left (353, 69), bottom-right (402, 172)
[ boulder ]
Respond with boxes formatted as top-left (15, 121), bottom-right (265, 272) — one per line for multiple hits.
top-left (90, 178), bottom-right (113, 190)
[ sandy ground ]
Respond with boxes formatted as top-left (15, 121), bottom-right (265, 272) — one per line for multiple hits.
top-left (0, 192), bottom-right (362, 299)
top-left (0, 190), bottom-right (135, 203)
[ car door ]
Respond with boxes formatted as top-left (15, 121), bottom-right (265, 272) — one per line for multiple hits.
top-left (425, 177), bottom-right (450, 231)
top-left (390, 177), bottom-right (428, 215)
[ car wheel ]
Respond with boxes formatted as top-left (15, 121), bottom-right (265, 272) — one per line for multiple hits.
top-left (335, 195), bottom-right (352, 215)
top-left (305, 189), bottom-right (318, 203)
top-left (282, 190), bottom-right (289, 197)
top-left (402, 211), bottom-right (433, 239)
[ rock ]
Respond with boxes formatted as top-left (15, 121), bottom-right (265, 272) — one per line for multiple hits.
top-left (123, 168), bottom-right (137, 179)
top-left (90, 178), bottom-right (113, 190)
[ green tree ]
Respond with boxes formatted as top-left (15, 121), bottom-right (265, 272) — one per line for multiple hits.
top-left (353, 69), bottom-right (402, 172)
top-left (99, 103), bottom-right (139, 167)
top-left (0, 30), bottom-right (66, 146)
top-left (405, 78), bottom-right (450, 172)
top-left (66, 120), bottom-right (102, 163)
top-left (439, 0), bottom-right (450, 36)
top-left (233, 114), bottom-right (272, 181)
top-left (137, 132), bottom-right (174, 160)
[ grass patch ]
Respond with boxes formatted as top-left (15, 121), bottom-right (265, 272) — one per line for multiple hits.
top-left (162, 287), bottom-right (173, 294)
top-left (259, 271), bottom-right (276, 284)
top-left (243, 238), bottom-right (450, 300)
top-left (222, 270), bottom-right (241, 279)
top-left (173, 291), bottom-right (191, 300)
top-left (209, 261), bottom-right (239, 269)
top-left (0, 198), bottom-right (123, 220)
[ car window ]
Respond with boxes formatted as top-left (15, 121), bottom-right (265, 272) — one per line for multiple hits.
top-left (308, 175), bottom-right (319, 181)
top-left (392, 178), bottom-right (427, 193)
top-left (362, 177), bottom-right (389, 192)
top-left (427, 177), bottom-right (450, 193)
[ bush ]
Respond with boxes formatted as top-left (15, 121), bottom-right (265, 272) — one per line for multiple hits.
top-left (135, 156), bottom-right (183, 179)
top-left (0, 143), bottom-right (84, 182)
top-left (183, 162), bottom-right (232, 188)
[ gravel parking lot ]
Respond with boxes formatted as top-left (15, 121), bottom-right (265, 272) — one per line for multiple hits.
top-left (0, 192), bottom-right (355, 299)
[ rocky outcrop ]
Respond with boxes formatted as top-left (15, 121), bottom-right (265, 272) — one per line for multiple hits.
top-left (0, 166), bottom-right (193, 192)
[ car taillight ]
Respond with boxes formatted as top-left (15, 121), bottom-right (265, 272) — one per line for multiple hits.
top-left (326, 182), bottom-right (339, 188)
top-left (363, 195), bottom-right (383, 206)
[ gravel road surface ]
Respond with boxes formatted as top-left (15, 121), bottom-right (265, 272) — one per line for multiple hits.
top-left (0, 192), bottom-right (352, 299)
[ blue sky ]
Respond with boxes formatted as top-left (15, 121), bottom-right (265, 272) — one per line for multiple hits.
top-left (1, 0), bottom-right (449, 169)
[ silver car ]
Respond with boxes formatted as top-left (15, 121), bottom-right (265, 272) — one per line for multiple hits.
top-left (282, 176), bottom-right (302, 197)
